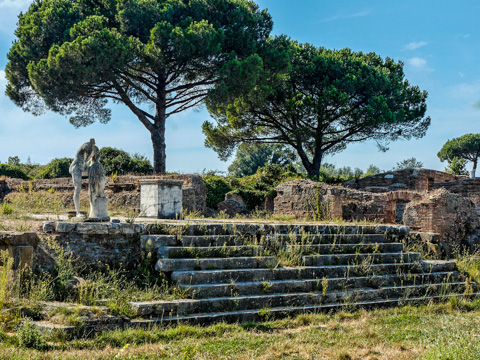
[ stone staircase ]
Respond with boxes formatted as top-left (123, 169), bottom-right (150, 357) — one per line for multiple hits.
top-left (129, 225), bottom-right (473, 325)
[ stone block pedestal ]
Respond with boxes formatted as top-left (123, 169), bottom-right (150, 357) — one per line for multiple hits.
top-left (140, 179), bottom-right (183, 218)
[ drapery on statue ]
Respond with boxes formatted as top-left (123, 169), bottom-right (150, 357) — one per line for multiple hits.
top-left (87, 145), bottom-right (109, 220)
top-left (69, 139), bottom-right (109, 220)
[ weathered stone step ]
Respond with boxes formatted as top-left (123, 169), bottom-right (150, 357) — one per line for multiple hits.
top-left (160, 243), bottom-right (404, 260)
top-left (171, 261), bottom-right (457, 285)
top-left (149, 223), bottom-right (408, 237)
top-left (182, 271), bottom-right (462, 298)
top-left (155, 256), bottom-right (277, 272)
top-left (179, 235), bottom-right (254, 247)
top-left (178, 233), bottom-right (389, 248)
top-left (33, 292), bottom-right (477, 338)
top-left (156, 252), bottom-right (420, 272)
top-left (130, 282), bottom-right (469, 317)
top-left (302, 252), bottom-right (421, 266)
top-left (263, 233), bottom-right (389, 245)
top-left (281, 243), bottom-right (404, 255)
top-left (160, 246), bottom-right (263, 259)
top-left (130, 292), bottom-right (478, 327)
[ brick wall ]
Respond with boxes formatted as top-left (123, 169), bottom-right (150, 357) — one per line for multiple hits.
top-left (403, 188), bottom-right (479, 245)
top-left (344, 169), bottom-right (459, 194)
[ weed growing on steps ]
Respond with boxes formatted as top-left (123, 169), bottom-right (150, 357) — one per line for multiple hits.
top-left (0, 202), bottom-right (13, 215)
top-left (17, 318), bottom-right (47, 350)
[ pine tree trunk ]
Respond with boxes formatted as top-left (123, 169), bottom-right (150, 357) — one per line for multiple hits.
top-left (151, 122), bottom-right (166, 174)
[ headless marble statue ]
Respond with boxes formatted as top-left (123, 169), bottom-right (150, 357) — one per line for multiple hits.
top-left (69, 139), bottom-right (95, 218)
top-left (88, 146), bottom-right (109, 220)
top-left (70, 139), bottom-right (109, 220)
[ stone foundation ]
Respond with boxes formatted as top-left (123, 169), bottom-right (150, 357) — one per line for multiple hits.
top-left (39, 222), bottom-right (146, 269)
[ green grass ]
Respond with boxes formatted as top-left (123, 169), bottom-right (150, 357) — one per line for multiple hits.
top-left (0, 302), bottom-right (479, 359)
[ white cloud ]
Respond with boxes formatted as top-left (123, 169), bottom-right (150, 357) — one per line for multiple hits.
top-left (0, 0), bottom-right (31, 9)
top-left (407, 57), bottom-right (427, 68)
top-left (459, 72), bottom-right (465, 78)
top-left (319, 10), bottom-right (372, 23)
top-left (403, 41), bottom-right (428, 51)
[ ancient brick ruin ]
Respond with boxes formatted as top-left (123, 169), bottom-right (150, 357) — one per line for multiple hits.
top-left (274, 169), bottom-right (480, 248)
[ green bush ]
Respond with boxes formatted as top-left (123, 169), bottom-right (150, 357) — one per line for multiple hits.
top-left (36, 158), bottom-right (72, 179)
top-left (99, 147), bottom-right (153, 175)
top-left (17, 318), bottom-right (47, 350)
top-left (202, 173), bottom-right (232, 209)
top-left (0, 164), bottom-right (29, 180)
top-left (202, 164), bottom-right (301, 212)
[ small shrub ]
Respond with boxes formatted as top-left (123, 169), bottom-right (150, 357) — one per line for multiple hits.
top-left (17, 318), bottom-right (47, 350)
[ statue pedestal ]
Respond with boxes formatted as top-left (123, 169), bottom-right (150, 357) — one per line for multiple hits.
top-left (89, 196), bottom-right (109, 220)
top-left (140, 180), bottom-right (183, 218)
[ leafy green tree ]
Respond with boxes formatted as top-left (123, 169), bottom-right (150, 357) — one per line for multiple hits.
top-left (365, 164), bottom-right (382, 176)
top-left (6, 0), bottom-right (272, 174)
top-left (228, 143), bottom-right (297, 177)
top-left (36, 158), bottom-right (73, 179)
top-left (99, 147), bottom-right (153, 175)
top-left (204, 41), bottom-right (430, 177)
top-left (394, 157), bottom-right (423, 170)
top-left (438, 134), bottom-right (480, 176)
top-left (444, 157), bottom-right (469, 176)
top-left (7, 156), bottom-right (21, 166)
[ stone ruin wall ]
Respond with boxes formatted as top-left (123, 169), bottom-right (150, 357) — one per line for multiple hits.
top-left (344, 168), bottom-right (459, 193)
top-left (274, 179), bottom-right (421, 223)
top-left (3, 174), bottom-right (207, 214)
top-left (275, 171), bottom-right (480, 247)
top-left (403, 189), bottom-right (480, 247)
top-left (433, 178), bottom-right (480, 216)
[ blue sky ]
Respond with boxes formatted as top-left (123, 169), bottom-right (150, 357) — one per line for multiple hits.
top-left (0, 0), bottom-right (479, 173)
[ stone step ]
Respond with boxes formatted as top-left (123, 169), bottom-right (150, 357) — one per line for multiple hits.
top-left (263, 233), bottom-right (389, 245)
top-left (130, 282), bottom-right (470, 317)
top-left (156, 252), bottom-right (420, 272)
top-left (179, 235), bottom-right (255, 247)
top-left (34, 292), bottom-right (477, 338)
top-left (178, 233), bottom-right (389, 248)
top-left (159, 243), bottom-right (404, 259)
top-left (302, 252), bottom-right (421, 266)
top-left (171, 261), bottom-right (457, 285)
top-left (130, 292), bottom-right (479, 328)
top-left (159, 245), bottom-right (263, 259)
top-left (155, 256), bottom-right (277, 272)
top-left (280, 243), bottom-right (404, 255)
top-left (149, 223), bottom-right (407, 237)
top-left (182, 271), bottom-right (462, 298)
